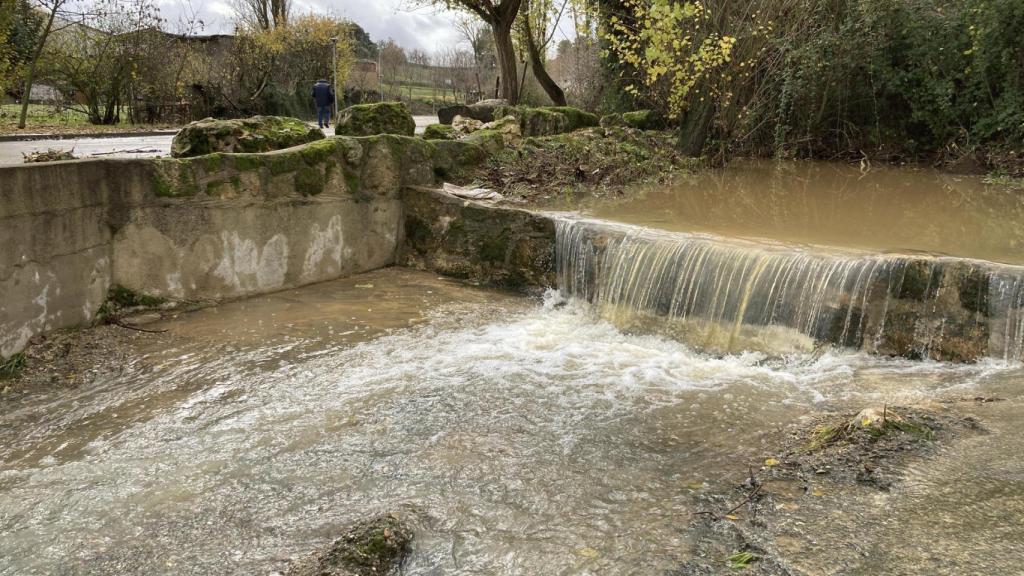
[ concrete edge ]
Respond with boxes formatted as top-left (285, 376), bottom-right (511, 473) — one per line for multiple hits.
top-left (0, 130), bottom-right (181, 142)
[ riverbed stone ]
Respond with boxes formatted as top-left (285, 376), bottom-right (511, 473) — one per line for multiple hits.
top-left (336, 102), bottom-right (416, 137)
top-left (284, 514), bottom-right (412, 576)
top-left (170, 116), bottom-right (323, 158)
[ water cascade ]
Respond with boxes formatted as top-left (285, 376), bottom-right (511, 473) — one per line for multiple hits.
top-left (554, 217), bottom-right (1024, 361)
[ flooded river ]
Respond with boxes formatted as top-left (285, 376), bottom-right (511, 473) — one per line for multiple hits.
top-left (2, 268), bottom-right (1022, 574)
top-left (587, 160), bottom-right (1024, 266)
top-left (2, 163), bottom-right (1024, 574)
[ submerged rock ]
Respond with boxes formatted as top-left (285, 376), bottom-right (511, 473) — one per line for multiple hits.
top-left (765, 404), bottom-right (980, 489)
top-left (285, 514), bottom-right (412, 576)
top-left (171, 116), bottom-right (323, 158)
top-left (336, 102), bottom-right (416, 137)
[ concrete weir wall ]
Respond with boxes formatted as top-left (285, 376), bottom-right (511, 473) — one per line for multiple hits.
top-left (0, 135), bottom-right (486, 359)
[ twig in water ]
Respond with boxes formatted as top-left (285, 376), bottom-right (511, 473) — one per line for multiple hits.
top-left (110, 318), bottom-right (168, 334)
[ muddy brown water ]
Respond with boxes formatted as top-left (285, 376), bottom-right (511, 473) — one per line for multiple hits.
top-left (586, 160), bottom-right (1024, 266)
top-left (2, 164), bottom-right (1024, 574)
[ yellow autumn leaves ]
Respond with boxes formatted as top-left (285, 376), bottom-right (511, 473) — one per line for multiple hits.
top-left (603, 0), bottom-right (736, 119)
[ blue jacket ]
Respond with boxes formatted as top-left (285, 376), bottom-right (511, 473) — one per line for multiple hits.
top-left (312, 81), bottom-right (334, 107)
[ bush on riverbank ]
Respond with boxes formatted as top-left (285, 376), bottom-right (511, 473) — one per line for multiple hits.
top-left (602, 0), bottom-right (1024, 172)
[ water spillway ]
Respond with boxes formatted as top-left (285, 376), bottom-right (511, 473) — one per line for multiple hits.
top-left (554, 217), bottom-right (1024, 361)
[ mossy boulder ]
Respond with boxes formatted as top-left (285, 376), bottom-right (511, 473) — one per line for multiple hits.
top-left (438, 98), bottom-right (508, 124)
top-left (336, 102), bottom-right (416, 137)
top-left (170, 116), bottom-right (323, 158)
top-left (545, 106), bottom-right (599, 130)
top-left (622, 109), bottom-right (667, 130)
top-left (494, 105), bottom-right (597, 137)
top-left (600, 113), bottom-right (627, 128)
top-left (422, 123), bottom-right (455, 140)
top-left (285, 514), bottom-right (412, 576)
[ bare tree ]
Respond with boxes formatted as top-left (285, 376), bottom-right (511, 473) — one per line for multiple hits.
top-left (231, 0), bottom-right (289, 30)
top-left (16, 0), bottom-right (102, 128)
top-left (454, 15), bottom-right (493, 98)
top-left (378, 39), bottom-right (406, 99)
top-left (411, 0), bottom-right (524, 103)
top-left (519, 0), bottom-right (567, 105)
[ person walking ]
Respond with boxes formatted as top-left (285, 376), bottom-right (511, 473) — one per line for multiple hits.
top-left (312, 79), bottom-right (334, 129)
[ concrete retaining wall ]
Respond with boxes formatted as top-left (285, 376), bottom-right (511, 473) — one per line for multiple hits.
top-left (0, 135), bottom-right (485, 358)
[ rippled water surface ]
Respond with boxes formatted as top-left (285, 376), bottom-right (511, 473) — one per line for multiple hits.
top-left (1, 269), bottom-right (1022, 575)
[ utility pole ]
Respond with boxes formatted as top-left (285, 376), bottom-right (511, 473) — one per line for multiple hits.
top-left (330, 37), bottom-right (339, 122)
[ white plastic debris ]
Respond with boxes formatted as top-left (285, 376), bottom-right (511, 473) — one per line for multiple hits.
top-left (442, 182), bottom-right (503, 201)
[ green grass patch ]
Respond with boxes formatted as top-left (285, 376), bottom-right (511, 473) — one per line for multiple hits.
top-left (0, 352), bottom-right (27, 379)
top-left (727, 551), bottom-right (757, 569)
top-left (0, 103), bottom-right (179, 135)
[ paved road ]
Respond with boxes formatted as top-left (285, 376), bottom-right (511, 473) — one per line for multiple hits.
top-left (0, 115), bottom-right (438, 166)
top-left (0, 134), bottom-right (175, 165)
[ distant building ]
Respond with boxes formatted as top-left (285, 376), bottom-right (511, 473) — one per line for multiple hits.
top-left (28, 84), bottom-right (61, 104)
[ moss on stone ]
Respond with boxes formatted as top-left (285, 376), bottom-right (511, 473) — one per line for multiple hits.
top-left (958, 266), bottom-right (990, 315)
top-left (298, 137), bottom-right (340, 164)
top-left (106, 284), bottom-right (167, 308)
top-left (232, 154), bottom-right (264, 173)
top-left (152, 158), bottom-right (202, 198)
top-left (266, 152), bottom-right (303, 176)
top-left (343, 169), bottom-right (361, 193)
top-left (479, 231), bottom-right (509, 263)
top-left (600, 113), bottom-right (626, 128)
top-left (284, 515), bottom-right (412, 576)
top-left (893, 260), bottom-right (940, 301)
top-left (622, 109), bottom-right (667, 130)
top-left (423, 123), bottom-right (455, 140)
top-left (336, 101), bottom-right (416, 137)
top-left (463, 130), bottom-right (505, 155)
top-left (171, 116), bottom-right (323, 158)
top-left (295, 164), bottom-right (324, 196)
top-left (200, 153), bottom-right (224, 173)
top-left (494, 105), bottom-right (597, 137)
top-left (544, 106), bottom-right (599, 130)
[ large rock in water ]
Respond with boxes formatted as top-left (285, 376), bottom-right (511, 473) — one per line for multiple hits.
top-left (437, 98), bottom-right (508, 124)
top-left (285, 514), bottom-right (413, 576)
top-left (170, 116), bottom-right (323, 158)
top-left (336, 102), bottom-right (415, 137)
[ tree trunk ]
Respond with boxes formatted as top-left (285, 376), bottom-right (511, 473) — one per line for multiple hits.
top-left (18, 3), bottom-right (59, 129)
top-left (523, 5), bottom-right (566, 106)
top-left (492, 25), bottom-right (519, 104)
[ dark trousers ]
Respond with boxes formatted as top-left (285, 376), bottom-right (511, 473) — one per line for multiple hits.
top-left (317, 105), bottom-right (331, 128)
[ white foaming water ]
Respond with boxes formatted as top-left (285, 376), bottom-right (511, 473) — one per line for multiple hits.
top-left (0, 294), bottom-right (1019, 575)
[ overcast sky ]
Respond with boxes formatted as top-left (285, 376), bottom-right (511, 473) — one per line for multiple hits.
top-left (158, 0), bottom-right (575, 55)
top-left (159, 0), bottom-right (478, 53)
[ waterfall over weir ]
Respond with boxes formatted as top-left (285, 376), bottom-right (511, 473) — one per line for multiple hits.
top-left (554, 217), bottom-right (1024, 362)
